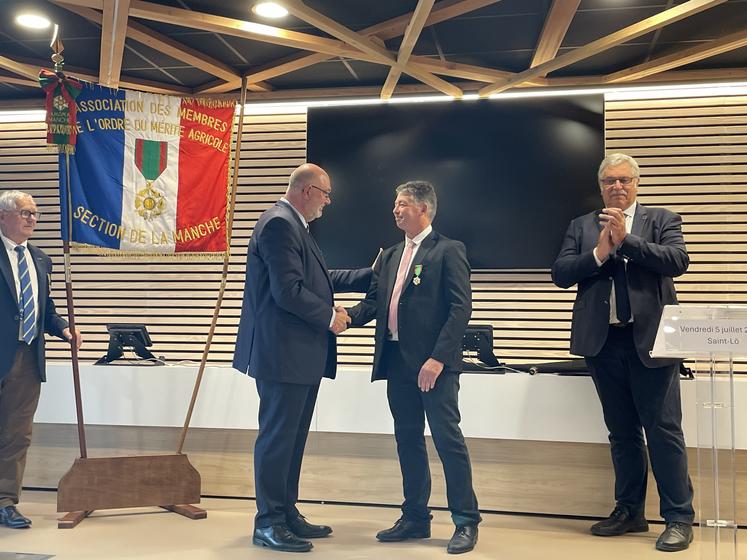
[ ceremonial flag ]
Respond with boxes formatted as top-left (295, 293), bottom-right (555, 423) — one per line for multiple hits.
top-left (39, 69), bottom-right (83, 152)
top-left (60, 82), bottom-right (235, 256)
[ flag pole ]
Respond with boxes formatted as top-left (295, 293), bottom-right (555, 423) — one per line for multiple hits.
top-left (176, 76), bottom-right (248, 454)
top-left (48, 34), bottom-right (87, 458)
top-left (63, 149), bottom-right (87, 458)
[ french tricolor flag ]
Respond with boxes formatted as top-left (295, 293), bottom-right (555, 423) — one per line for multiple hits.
top-left (60, 82), bottom-right (234, 256)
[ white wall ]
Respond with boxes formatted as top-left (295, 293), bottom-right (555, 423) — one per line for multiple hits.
top-left (36, 363), bottom-right (747, 448)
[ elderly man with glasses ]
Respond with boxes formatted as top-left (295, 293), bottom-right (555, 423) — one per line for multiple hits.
top-left (0, 190), bottom-right (81, 529)
top-left (551, 153), bottom-right (694, 552)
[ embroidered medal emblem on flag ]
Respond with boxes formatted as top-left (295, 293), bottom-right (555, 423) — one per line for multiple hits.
top-left (134, 139), bottom-right (168, 221)
top-left (59, 81), bottom-right (236, 257)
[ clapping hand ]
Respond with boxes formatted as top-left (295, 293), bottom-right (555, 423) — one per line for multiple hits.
top-left (599, 207), bottom-right (627, 247)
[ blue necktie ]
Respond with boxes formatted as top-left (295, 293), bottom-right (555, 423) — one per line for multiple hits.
top-left (15, 245), bottom-right (36, 344)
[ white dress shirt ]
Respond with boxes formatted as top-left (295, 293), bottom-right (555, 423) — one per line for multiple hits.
top-left (1, 232), bottom-right (39, 342)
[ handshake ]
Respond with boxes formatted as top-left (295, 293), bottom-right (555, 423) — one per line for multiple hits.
top-left (331, 305), bottom-right (352, 335)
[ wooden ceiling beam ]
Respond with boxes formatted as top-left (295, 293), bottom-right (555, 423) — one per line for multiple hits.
top-left (53, 2), bottom-right (271, 93)
top-left (280, 1), bottom-right (399, 65)
top-left (544, 67), bottom-right (747, 87)
top-left (282, 0), bottom-right (462, 98)
top-left (368, 0), bottom-right (504, 41)
top-left (605, 27), bottom-right (747, 83)
top-left (244, 82), bottom-right (481, 102)
top-left (0, 75), bottom-right (39, 88)
top-left (98, 0), bottom-right (130, 88)
top-left (410, 56), bottom-right (541, 84)
top-left (5, 54), bottom-right (191, 95)
top-left (196, 53), bottom-right (331, 94)
top-left (198, 50), bottom-right (521, 95)
top-left (478, 0), bottom-right (728, 96)
top-left (235, 67), bottom-right (747, 103)
top-left (225, 0), bottom-right (504, 95)
top-left (125, 0), bottom-right (366, 58)
top-left (0, 55), bottom-right (40, 81)
top-left (381, 0), bottom-right (436, 100)
top-left (530, 0), bottom-right (581, 69)
top-left (54, 0), bottom-right (103, 8)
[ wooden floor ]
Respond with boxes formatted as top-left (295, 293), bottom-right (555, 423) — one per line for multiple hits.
top-left (25, 425), bottom-right (747, 523)
top-left (0, 491), bottom-right (744, 560)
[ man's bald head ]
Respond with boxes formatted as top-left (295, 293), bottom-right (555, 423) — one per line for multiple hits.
top-left (287, 163), bottom-right (328, 194)
top-left (284, 163), bottom-right (332, 222)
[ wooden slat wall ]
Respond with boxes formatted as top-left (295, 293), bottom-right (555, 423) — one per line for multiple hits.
top-left (0, 94), bottom-right (745, 373)
top-left (607, 93), bottom-right (747, 372)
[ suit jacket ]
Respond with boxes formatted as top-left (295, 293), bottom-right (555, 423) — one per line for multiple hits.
top-left (551, 204), bottom-right (689, 368)
top-left (0, 242), bottom-right (68, 381)
top-left (233, 201), bottom-right (371, 385)
top-left (349, 230), bottom-right (472, 380)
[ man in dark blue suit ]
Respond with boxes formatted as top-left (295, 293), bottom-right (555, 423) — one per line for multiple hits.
top-left (552, 154), bottom-right (694, 552)
top-left (348, 181), bottom-right (480, 554)
top-left (0, 190), bottom-right (80, 529)
top-left (233, 164), bottom-right (371, 552)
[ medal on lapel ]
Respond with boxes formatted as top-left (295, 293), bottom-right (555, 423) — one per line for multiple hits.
top-left (412, 264), bottom-right (423, 286)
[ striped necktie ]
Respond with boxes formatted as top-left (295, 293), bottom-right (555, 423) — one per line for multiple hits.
top-left (15, 245), bottom-right (36, 344)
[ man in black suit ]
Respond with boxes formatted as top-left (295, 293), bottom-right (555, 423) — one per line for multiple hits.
top-left (348, 180), bottom-right (480, 555)
top-left (552, 153), bottom-right (694, 552)
top-left (0, 190), bottom-right (80, 529)
top-left (233, 163), bottom-right (371, 552)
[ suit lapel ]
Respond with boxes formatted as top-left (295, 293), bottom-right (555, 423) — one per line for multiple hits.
top-left (632, 203), bottom-right (648, 238)
top-left (277, 201), bottom-right (333, 291)
top-left (28, 244), bottom-right (48, 322)
top-left (0, 244), bottom-right (15, 302)
top-left (402, 231), bottom-right (437, 296)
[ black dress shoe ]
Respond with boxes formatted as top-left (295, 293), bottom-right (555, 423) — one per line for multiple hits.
top-left (656, 522), bottom-right (693, 552)
top-left (253, 524), bottom-right (313, 552)
top-left (447, 525), bottom-right (478, 554)
top-left (590, 506), bottom-right (648, 536)
top-left (287, 514), bottom-right (332, 538)
top-left (376, 517), bottom-right (431, 542)
top-left (0, 505), bottom-right (31, 529)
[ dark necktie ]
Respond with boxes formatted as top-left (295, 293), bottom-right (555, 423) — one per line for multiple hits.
top-left (306, 224), bottom-right (319, 249)
top-left (15, 245), bottom-right (37, 343)
top-left (612, 254), bottom-right (631, 324)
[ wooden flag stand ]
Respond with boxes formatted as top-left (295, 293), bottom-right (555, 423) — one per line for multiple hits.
top-left (57, 455), bottom-right (204, 528)
top-left (50, 47), bottom-right (249, 528)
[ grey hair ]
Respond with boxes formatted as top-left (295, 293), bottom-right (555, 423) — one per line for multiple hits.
top-left (396, 180), bottom-right (437, 221)
top-left (0, 190), bottom-right (32, 211)
top-left (598, 153), bottom-right (640, 181)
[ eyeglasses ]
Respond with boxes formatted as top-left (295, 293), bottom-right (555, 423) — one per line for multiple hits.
top-left (600, 177), bottom-right (637, 187)
top-left (309, 184), bottom-right (332, 200)
top-left (6, 209), bottom-right (42, 220)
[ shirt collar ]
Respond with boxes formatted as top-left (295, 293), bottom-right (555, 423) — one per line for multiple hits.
top-left (623, 201), bottom-right (637, 219)
top-left (0, 232), bottom-right (27, 253)
top-left (405, 224), bottom-right (433, 246)
top-left (279, 197), bottom-right (308, 229)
